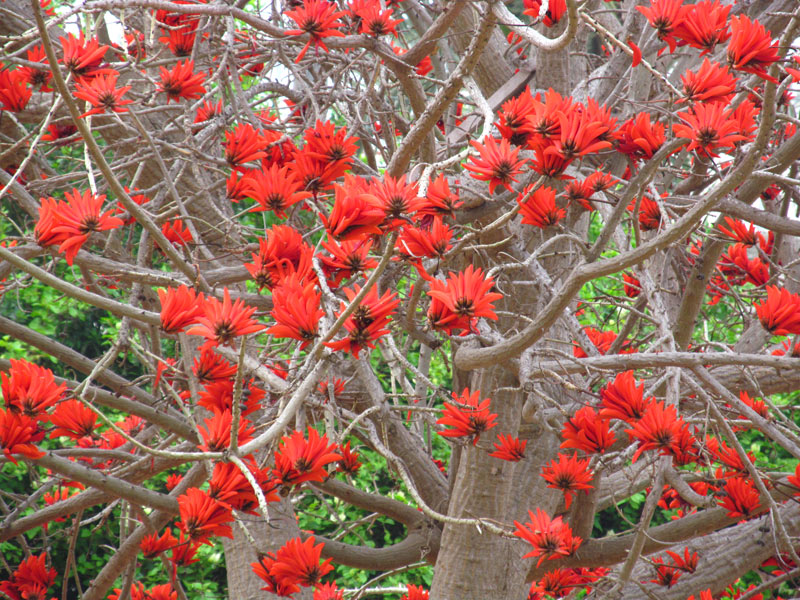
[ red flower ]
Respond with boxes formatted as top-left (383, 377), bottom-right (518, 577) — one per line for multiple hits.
top-left (325, 284), bottom-right (400, 357)
top-left (719, 243), bottom-right (769, 287)
top-left (496, 87), bottom-right (538, 146)
top-left (427, 265), bottom-right (503, 335)
top-left (337, 440), bottom-right (362, 474)
top-left (161, 219), bottom-right (193, 246)
top-left (0, 408), bottom-right (44, 465)
top-left (674, 1), bottom-right (731, 55)
top-left (649, 557), bottom-right (684, 587)
top-left (285, 0), bottom-right (347, 62)
top-left (0, 554), bottom-right (57, 600)
top-left (573, 327), bottom-right (629, 357)
top-left (371, 174), bottom-right (423, 228)
top-left (679, 59), bottom-right (736, 106)
top-left (464, 136), bottom-right (526, 194)
top-left (518, 185), bottom-right (566, 229)
top-left (187, 288), bottom-right (265, 346)
top-left (49, 399), bottom-right (98, 440)
top-left (637, 0), bottom-right (689, 53)
top-left (787, 462), bottom-right (800, 494)
top-left (169, 533), bottom-right (201, 568)
top-left (390, 43), bottom-right (432, 77)
top-left (623, 272), bottom-right (641, 298)
top-left (522, 88), bottom-right (571, 150)
top-left (560, 406), bottom-right (616, 454)
top-left (625, 400), bottom-right (696, 463)
top-left (351, 2), bottom-right (403, 37)
top-left (664, 546), bottom-right (698, 575)
top-left (251, 554), bottom-right (300, 597)
top-left (523, 0), bottom-right (567, 28)
top-left (267, 274), bottom-right (324, 349)
top-left (322, 183), bottom-right (385, 242)
top-left (1, 359), bottom-right (65, 420)
top-left (244, 164), bottom-right (311, 217)
top-left (541, 453), bottom-right (594, 509)
top-left (706, 436), bottom-right (754, 478)
top-left (718, 216), bottom-right (766, 248)
top-left (489, 433), bottom-right (527, 462)
top-left (395, 218), bottom-right (453, 261)
top-left (166, 473), bottom-right (183, 491)
top-left (60, 32), bottom-right (111, 80)
top-left (41, 121), bottom-right (79, 144)
top-left (158, 60), bottom-right (206, 102)
top-left (737, 390), bottom-right (770, 421)
top-left (673, 103), bottom-right (746, 158)
top-left (0, 67), bottom-right (32, 112)
top-left (617, 113), bottom-right (665, 160)
top-left (224, 123), bottom-right (267, 169)
top-left (289, 151), bottom-right (343, 194)
top-left (400, 584), bottom-right (430, 600)
top-left (628, 40), bottom-right (642, 67)
top-left (315, 582), bottom-right (345, 600)
top-left (198, 410), bottom-right (255, 452)
top-left (321, 236), bottom-right (377, 287)
top-left (727, 15), bottom-right (780, 83)
top-left (717, 477), bottom-right (763, 519)
top-left (318, 378), bottom-right (346, 402)
top-left (158, 285), bottom-right (205, 334)
top-left (73, 74), bottom-right (132, 117)
top-left (547, 111), bottom-right (612, 160)
top-left (600, 370), bottom-right (648, 422)
top-left (303, 120), bottom-right (359, 177)
top-left (18, 45), bottom-right (52, 91)
top-left (159, 18), bottom-right (198, 57)
top-left (417, 174), bottom-right (462, 220)
top-left (274, 427), bottom-right (342, 486)
top-left (208, 460), bottom-right (279, 512)
top-left (35, 188), bottom-right (124, 265)
top-left (513, 508), bottom-right (581, 567)
top-left (195, 99), bottom-right (223, 124)
top-left (627, 195), bottom-right (663, 231)
top-left (436, 388), bottom-right (498, 446)
top-left (755, 286), bottom-right (800, 336)
top-left (177, 487), bottom-right (234, 544)
top-left (197, 378), bottom-right (264, 417)
top-left (270, 537), bottom-right (334, 587)
top-left (141, 529), bottom-right (178, 559)
top-left (531, 569), bottom-right (582, 598)
top-left (245, 225), bottom-right (314, 290)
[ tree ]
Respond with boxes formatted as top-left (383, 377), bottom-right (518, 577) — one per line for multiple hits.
top-left (1, 0), bottom-right (800, 598)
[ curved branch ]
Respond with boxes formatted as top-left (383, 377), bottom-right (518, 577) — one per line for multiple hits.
top-left (31, 453), bottom-right (179, 514)
top-left (0, 320), bottom-right (196, 440)
top-left (491, 0), bottom-right (578, 52)
top-left (314, 525), bottom-right (439, 570)
top-left (312, 478), bottom-right (427, 528)
top-left (386, 4), bottom-right (497, 176)
top-left (0, 246), bottom-right (161, 326)
top-left (521, 352), bottom-right (800, 380)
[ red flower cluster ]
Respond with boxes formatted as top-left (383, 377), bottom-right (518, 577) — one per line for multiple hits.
top-left (187, 288), bottom-right (265, 346)
top-left (513, 508), bottom-right (582, 567)
top-left (428, 265), bottom-right (502, 335)
top-left (0, 553), bottom-right (57, 600)
top-left (541, 453), bottom-right (594, 509)
top-left (755, 286), bottom-right (800, 336)
top-left (2, 358), bottom-right (65, 420)
top-left (274, 427), bottom-right (342, 486)
top-left (35, 188), bottom-right (124, 265)
top-left (251, 536), bottom-right (334, 594)
top-left (177, 487), bottom-right (234, 544)
top-left (436, 388), bottom-right (498, 446)
top-left (325, 284), bottom-right (399, 358)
